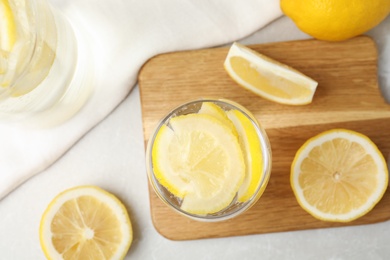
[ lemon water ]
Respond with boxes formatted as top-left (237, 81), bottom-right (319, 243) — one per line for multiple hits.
top-left (147, 99), bottom-right (272, 221)
top-left (0, 0), bottom-right (91, 123)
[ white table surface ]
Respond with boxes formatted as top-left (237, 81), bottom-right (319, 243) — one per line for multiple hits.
top-left (1, 14), bottom-right (390, 260)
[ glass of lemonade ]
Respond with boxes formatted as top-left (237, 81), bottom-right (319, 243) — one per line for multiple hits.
top-left (146, 98), bottom-right (272, 221)
top-left (0, 0), bottom-right (93, 125)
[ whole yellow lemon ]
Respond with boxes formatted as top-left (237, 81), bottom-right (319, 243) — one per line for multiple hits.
top-left (281, 0), bottom-right (390, 41)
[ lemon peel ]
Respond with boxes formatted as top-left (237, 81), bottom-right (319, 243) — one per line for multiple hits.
top-left (281, 0), bottom-right (390, 41)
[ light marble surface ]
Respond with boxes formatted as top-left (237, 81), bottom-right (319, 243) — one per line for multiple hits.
top-left (1, 13), bottom-right (390, 260)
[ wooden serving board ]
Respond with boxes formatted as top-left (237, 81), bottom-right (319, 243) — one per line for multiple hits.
top-left (138, 36), bottom-right (390, 241)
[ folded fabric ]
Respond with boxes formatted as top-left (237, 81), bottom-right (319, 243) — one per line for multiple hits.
top-left (0, 0), bottom-right (283, 199)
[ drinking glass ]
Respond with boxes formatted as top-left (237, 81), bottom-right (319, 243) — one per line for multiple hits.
top-left (146, 98), bottom-right (272, 222)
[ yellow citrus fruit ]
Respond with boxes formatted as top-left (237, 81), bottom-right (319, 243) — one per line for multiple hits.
top-left (226, 109), bottom-right (265, 202)
top-left (291, 129), bottom-right (388, 222)
top-left (281, 0), bottom-right (390, 41)
top-left (39, 186), bottom-right (133, 260)
top-left (152, 113), bottom-right (245, 214)
top-left (0, 0), bottom-right (17, 76)
top-left (224, 42), bottom-right (318, 105)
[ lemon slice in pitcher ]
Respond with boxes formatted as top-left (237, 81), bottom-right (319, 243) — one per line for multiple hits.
top-left (0, 0), bottom-right (17, 52)
top-left (0, 0), bottom-right (17, 77)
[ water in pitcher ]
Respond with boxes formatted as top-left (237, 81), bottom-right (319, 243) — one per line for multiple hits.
top-left (0, 0), bottom-right (93, 125)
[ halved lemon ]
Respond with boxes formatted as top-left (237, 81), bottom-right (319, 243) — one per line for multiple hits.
top-left (152, 113), bottom-right (245, 214)
top-left (39, 186), bottom-right (133, 260)
top-left (226, 109), bottom-right (264, 202)
top-left (291, 129), bottom-right (388, 222)
top-left (224, 42), bottom-right (318, 105)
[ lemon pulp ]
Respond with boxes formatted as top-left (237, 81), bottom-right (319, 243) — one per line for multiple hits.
top-left (0, 0), bottom-right (17, 52)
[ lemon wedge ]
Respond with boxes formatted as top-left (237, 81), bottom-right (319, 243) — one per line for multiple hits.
top-left (291, 129), bottom-right (388, 222)
top-left (226, 109), bottom-right (265, 202)
top-left (39, 186), bottom-right (133, 260)
top-left (152, 113), bottom-right (245, 214)
top-left (224, 42), bottom-right (318, 105)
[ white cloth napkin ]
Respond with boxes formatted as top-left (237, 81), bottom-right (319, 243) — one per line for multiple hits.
top-left (0, 0), bottom-right (282, 199)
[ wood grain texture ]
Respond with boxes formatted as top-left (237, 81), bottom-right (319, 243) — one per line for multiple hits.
top-left (138, 36), bottom-right (390, 241)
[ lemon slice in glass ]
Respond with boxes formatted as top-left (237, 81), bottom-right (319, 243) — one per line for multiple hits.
top-left (39, 186), bottom-right (133, 260)
top-left (226, 109), bottom-right (264, 202)
top-left (224, 42), bottom-right (318, 105)
top-left (198, 101), bottom-right (237, 135)
top-left (291, 129), bottom-right (388, 222)
top-left (152, 113), bottom-right (245, 215)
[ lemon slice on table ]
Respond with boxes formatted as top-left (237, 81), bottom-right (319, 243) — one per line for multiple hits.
top-left (224, 42), bottom-right (318, 105)
top-left (152, 113), bottom-right (245, 215)
top-left (226, 109), bottom-right (265, 202)
top-left (39, 186), bottom-right (133, 260)
top-left (291, 129), bottom-right (388, 222)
